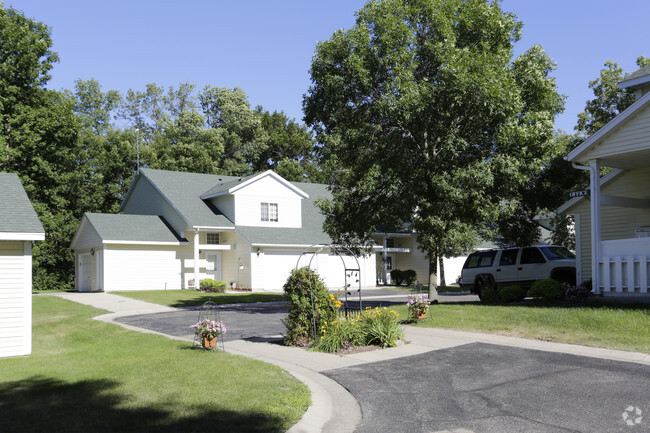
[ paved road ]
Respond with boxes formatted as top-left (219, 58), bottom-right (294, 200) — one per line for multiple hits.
top-left (324, 343), bottom-right (650, 433)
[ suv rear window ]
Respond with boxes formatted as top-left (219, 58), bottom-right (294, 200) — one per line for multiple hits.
top-left (539, 246), bottom-right (576, 260)
top-left (463, 250), bottom-right (497, 269)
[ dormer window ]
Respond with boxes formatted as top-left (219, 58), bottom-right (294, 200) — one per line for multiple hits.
top-left (206, 233), bottom-right (220, 244)
top-left (261, 202), bottom-right (278, 222)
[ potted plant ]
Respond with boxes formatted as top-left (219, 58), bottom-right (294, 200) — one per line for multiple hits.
top-left (190, 319), bottom-right (227, 348)
top-left (406, 294), bottom-right (430, 319)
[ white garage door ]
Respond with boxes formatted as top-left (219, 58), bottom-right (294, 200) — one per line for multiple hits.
top-left (262, 250), bottom-right (305, 292)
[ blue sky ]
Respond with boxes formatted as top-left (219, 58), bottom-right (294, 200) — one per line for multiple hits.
top-left (10, 0), bottom-right (650, 133)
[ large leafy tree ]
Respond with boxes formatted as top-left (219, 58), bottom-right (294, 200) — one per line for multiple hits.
top-left (304, 0), bottom-right (564, 296)
top-left (0, 5), bottom-right (82, 289)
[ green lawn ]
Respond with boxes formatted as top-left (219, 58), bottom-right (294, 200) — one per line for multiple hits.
top-left (0, 296), bottom-right (309, 432)
top-left (114, 290), bottom-right (285, 307)
top-left (394, 301), bottom-right (650, 354)
top-left (384, 285), bottom-right (466, 293)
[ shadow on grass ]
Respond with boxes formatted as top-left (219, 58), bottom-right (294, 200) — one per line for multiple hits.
top-left (0, 376), bottom-right (288, 433)
top-left (169, 293), bottom-right (285, 309)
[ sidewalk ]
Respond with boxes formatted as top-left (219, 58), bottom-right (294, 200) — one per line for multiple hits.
top-left (52, 292), bottom-right (650, 433)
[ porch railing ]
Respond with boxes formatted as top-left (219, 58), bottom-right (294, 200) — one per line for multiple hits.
top-left (598, 237), bottom-right (650, 293)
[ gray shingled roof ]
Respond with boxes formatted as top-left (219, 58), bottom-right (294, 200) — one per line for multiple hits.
top-left (619, 64), bottom-right (650, 89)
top-left (201, 173), bottom-right (258, 198)
top-left (139, 168), bottom-right (237, 228)
top-left (0, 173), bottom-right (44, 235)
top-left (85, 213), bottom-right (186, 243)
top-left (137, 168), bottom-right (333, 246)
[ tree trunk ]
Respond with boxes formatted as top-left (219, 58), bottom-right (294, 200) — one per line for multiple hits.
top-left (439, 256), bottom-right (446, 287)
top-left (428, 253), bottom-right (440, 303)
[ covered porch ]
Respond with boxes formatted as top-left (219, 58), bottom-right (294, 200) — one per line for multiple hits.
top-left (565, 89), bottom-right (650, 295)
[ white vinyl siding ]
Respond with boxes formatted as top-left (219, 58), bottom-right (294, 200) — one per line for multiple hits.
top-left (0, 241), bottom-right (32, 357)
top-left (122, 176), bottom-right (189, 235)
top-left (586, 104), bottom-right (650, 161)
top-left (233, 176), bottom-right (303, 228)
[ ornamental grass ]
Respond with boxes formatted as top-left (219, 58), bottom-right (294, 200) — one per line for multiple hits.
top-left (311, 306), bottom-right (404, 353)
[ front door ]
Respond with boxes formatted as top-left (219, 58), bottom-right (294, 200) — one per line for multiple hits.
top-left (206, 252), bottom-right (222, 281)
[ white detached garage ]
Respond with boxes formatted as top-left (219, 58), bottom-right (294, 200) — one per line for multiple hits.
top-left (70, 213), bottom-right (188, 291)
top-left (0, 173), bottom-right (45, 358)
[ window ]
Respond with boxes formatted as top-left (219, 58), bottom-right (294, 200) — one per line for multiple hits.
top-left (521, 247), bottom-right (546, 264)
top-left (539, 246), bottom-right (575, 260)
top-left (206, 233), bottom-right (220, 245)
top-left (463, 251), bottom-right (496, 269)
top-left (386, 238), bottom-right (395, 248)
top-left (499, 249), bottom-right (518, 266)
top-left (261, 202), bottom-right (279, 222)
top-left (386, 256), bottom-right (393, 270)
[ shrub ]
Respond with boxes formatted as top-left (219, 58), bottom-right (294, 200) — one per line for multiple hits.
top-left (530, 278), bottom-right (566, 301)
top-left (311, 307), bottom-right (404, 352)
top-left (480, 287), bottom-right (500, 304)
top-left (390, 269), bottom-right (404, 285)
top-left (282, 267), bottom-right (336, 346)
top-left (565, 283), bottom-right (593, 302)
top-left (200, 278), bottom-right (226, 293)
top-left (499, 285), bottom-right (526, 303)
top-left (403, 269), bottom-right (417, 286)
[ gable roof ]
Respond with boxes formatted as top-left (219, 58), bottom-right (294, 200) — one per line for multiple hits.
top-left (71, 213), bottom-right (187, 248)
top-left (236, 182), bottom-right (331, 247)
top-left (565, 91), bottom-right (650, 167)
top-left (201, 170), bottom-right (309, 200)
top-left (0, 173), bottom-right (45, 241)
top-left (127, 168), bottom-right (238, 229)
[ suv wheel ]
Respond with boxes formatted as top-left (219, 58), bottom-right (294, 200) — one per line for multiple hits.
top-left (475, 274), bottom-right (495, 301)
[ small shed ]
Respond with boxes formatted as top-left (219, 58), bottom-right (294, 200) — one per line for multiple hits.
top-left (0, 173), bottom-right (45, 358)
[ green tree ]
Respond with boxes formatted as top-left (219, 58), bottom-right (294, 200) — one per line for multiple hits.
top-left (576, 56), bottom-right (650, 136)
top-left (0, 5), bottom-right (83, 289)
top-left (304, 0), bottom-right (564, 297)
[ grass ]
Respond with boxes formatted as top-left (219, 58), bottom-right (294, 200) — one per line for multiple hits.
top-left (395, 301), bottom-right (650, 354)
top-left (113, 290), bottom-right (285, 307)
top-left (0, 296), bottom-right (309, 432)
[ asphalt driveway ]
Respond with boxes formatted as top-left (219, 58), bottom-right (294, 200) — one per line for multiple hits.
top-left (324, 342), bottom-right (649, 433)
top-left (115, 295), bottom-right (649, 433)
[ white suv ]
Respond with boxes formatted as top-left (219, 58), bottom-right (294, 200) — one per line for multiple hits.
top-left (460, 246), bottom-right (576, 299)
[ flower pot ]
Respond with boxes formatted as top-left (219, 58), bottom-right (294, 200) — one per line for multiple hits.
top-left (202, 336), bottom-right (217, 348)
top-left (415, 312), bottom-right (426, 319)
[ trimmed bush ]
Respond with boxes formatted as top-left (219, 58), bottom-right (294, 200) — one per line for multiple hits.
top-left (282, 267), bottom-right (336, 346)
top-left (390, 269), bottom-right (404, 285)
top-left (200, 278), bottom-right (227, 293)
top-left (403, 269), bottom-right (417, 286)
top-left (499, 285), bottom-right (526, 303)
top-left (480, 287), bottom-right (500, 304)
top-left (530, 278), bottom-right (566, 301)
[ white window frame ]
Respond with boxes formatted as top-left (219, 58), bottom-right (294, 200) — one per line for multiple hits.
top-left (261, 202), bottom-right (279, 222)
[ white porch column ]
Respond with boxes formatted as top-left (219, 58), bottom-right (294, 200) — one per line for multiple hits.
top-left (589, 160), bottom-right (601, 294)
top-left (193, 228), bottom-right (199, 289)
top-left (382, 236), bottom-right (388, 284)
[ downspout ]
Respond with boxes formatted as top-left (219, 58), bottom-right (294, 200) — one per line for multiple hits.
top-left (572, 161), bottom-right (601, 294)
